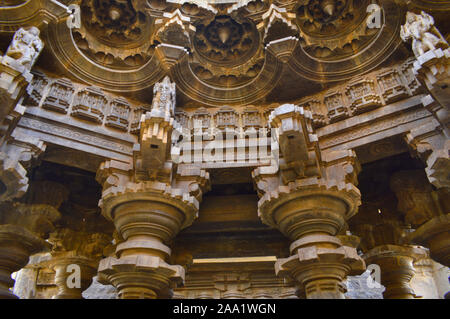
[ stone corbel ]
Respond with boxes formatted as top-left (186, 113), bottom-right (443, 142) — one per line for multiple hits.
top-left (134, 76), bottom-right (180, 180)
top-left (0, 131), bottom-right (46, 202)
top-left (173, 164), bottom-right (211, 203)
top-left (267, 104), bottom-right (321, 184)
top-left (405, 121), bottom-right (449, 189)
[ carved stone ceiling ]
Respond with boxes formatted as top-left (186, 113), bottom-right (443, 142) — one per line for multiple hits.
top-left (2, 0), bottom-right (448, 107)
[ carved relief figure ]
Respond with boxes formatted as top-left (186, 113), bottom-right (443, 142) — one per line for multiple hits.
top-left (390, 170), bottom-right (439, 227)
top-left (400, 11), bottom-right (448, 57)
top-left (5, 27), bottom-right (43, 69)
top-left (152, 76), bottom-right (176, 116)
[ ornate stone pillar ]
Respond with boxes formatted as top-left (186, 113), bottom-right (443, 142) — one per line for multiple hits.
top-left (46, 228), bottom-right (111, 299)
top-left (95, 76), bottom-right (210, 299)
top-left (390, 169), bottom-right (450, 267)
top-left (0, 180), bottom-right (67, 298)
top-left (96, 164), bottom-right (208, 298)
top-left (253, 104), bottom-right (365, 299)
top-left (351, 198), bottom-right (433, 299)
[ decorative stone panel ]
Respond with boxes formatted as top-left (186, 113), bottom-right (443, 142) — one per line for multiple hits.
top-left (242, 108), bottom-right (261, 129)
top-left (324, 91), bottom-right (348, 123)
top-left (345, 80), bottom-right (382, 115)
top-left (25, 71), bottom-right (48, 107)
top-left (42, 78), bottom-right (74, 114)
top-left (175, 110), bottom-right (190, 130)
top-left (192, 108), bottom-right (211, 131)
top-left (401, 58), bottom-right (422, 95)
top-left (71, 86), bottom-right (107, 124)
top-left (130, 105), bottom-right (150, 135)
top-left (377, 69), bottom-right (409, 103)
top-left (299, 99), bottom-right (327, 129)
top-left (215, 106), bottom-right (239, 130)
top-left (106, 97), bottom-right (130, 131)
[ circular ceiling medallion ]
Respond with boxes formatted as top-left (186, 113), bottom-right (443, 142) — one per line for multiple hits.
top-left (194, 15), bottom-right (260, 67)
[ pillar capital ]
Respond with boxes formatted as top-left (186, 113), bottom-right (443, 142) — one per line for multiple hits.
top-left (0, 224), bottom-right (46, 299)
top-left (407, 214), bottom-right (450, 267)
top-left (255, 149), bottom-right (361, 239)
top-left (44, 228), bottom-right (112, 299)
top-left (95, 148), bottom-right (209, 299)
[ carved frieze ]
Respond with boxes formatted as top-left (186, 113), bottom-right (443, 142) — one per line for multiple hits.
top-left (324, 91), bottom-right (348, 123)
top-left (42, 79), bottom-right (74, 114)
top-left (242, 108), bottom-right (261, 129)
top-left (345, 80), bottom-right (382, 115)
top-left (215, 106), bottom-right (238, 130)
top-left (377, 69), bottom-right (409, 103)
top-left (106, 97), bottom-right (130, 131)
top-left (71, 86), bottom-right (107, 124)
top-left (25, 71), bottom-right (48, 107)
top-left (192, 108), bottom-right (211, 131)
top-left (130, 105), bottom-right (151, 135)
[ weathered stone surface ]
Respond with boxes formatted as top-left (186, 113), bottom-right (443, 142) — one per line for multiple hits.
top-left (0, 1), bottom-right (449, 301)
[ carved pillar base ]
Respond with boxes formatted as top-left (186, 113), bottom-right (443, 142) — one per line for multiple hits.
top-left (409, 214), bottom-right (450, 267)
top-left (364, 245), bottom-right (427, 299)
top-left (0, 225), bottom-right (46, 299)
top-left (49, 256), bottom-right (98, 299)
top-left (276, 234), bottom-right (364, 299)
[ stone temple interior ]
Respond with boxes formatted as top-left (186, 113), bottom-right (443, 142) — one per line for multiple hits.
top-left (0, 0), bottom-right (449, 299)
